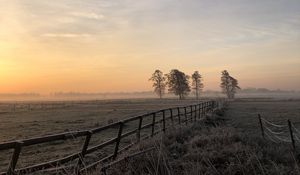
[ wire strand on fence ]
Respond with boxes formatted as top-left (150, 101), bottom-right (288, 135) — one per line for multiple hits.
top-left (261, 117), bottom-right (287, 128)
top-left (291, 123), bottom-right (300, 136)
top-left (265, 132), bottom-right (280, 143)
top-left (264, 127), bottom-right (291, 143)
top-left (263, 125), bottom-right (286, 136)
top-left (273, 134), bottom-right (292, 143)
top-left (264, 124), bottom-right (292, 143)
top-left (294, 134), bottom-right (300, 142)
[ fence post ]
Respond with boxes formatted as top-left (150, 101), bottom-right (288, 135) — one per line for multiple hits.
top-left (193, 105), bottom-right (197, 121)
top-left (288, 120), bottom-right (296, 150)
top-left (170, 108), bottom-right (174, 125)
top-left (162, 110), bottom-right (166, 132)
top-left (193, 105), bottom-right (196, 121)
top-left (7, 141), bottom-right (23, 175)
top-left (193, 105), bottom-right (195, 121)
top-left (203, 102), bottom-right (206, 115)
top-left (177, 107), bottom-right (181, 125)
top-left (113, 122), bottom-right (124, 159)
top-left (184, 107), bottom-right (188, 125)
top-left (258, 114), bottom-right (265, 139)
top-left (207, 101), bottom-right (209, 111)
top-left (202, 103), bottom-right (205, 116)
top-left (203, 102), bottom-right (205, 115)
top-left (207, 101), bottom-right (209, 112)
top-left (151, 113), bottom-right (156, 137)
top-left (136, 116), bottom-right (143, 142)
top-left (190, 106), bottom-right (193, 122)
top-left (198, 104), bottom-right (201, 119)
top-left (200, 103), bottom-right (203, 118)
top-left (76, 131), bottom-right (93, 174)
top-left (206, 102), bottom-right (209, 112)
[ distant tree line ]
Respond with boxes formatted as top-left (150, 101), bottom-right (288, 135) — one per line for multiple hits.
top-left (149, 69), bottom-right (240, 99)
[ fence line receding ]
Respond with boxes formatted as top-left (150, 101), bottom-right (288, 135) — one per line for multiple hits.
top-left (0, 100), bottom-right (224, 175)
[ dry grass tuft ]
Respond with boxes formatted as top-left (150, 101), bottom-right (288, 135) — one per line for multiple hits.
top-left (99, 110), bottom-right (300, 175)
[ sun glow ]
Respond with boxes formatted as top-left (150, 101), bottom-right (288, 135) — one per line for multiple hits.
top-left (0, 0), bottom-right (299, 94)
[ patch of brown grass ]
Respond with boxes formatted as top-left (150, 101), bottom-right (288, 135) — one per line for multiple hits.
top-left (100, 111), bottom-right (300, 175)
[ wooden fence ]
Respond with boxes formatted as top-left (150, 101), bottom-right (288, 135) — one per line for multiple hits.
top-left (0, 100), bottom-right (221, 175)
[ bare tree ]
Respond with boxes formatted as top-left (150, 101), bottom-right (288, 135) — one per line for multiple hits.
top-left (191, 71), bottom-right (204, 99)
top-left (220, 70), bottom-right (240, 99)
top-left (149, 69), bottom-right (166, 99)
top-left (166, 69), bottom-right (190, 100)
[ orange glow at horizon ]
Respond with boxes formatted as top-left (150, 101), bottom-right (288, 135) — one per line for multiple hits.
top-left (0, 0), bottom-right (299, 94)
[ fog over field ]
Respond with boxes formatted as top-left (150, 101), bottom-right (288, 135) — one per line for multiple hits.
top-left (0, 89), bottom-right (300, 101)
top-left (0, 0), bottom-right (300, 174)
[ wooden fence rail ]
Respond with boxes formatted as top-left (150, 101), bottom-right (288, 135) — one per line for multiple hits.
top-left (0, 100), bottom-right (222, 175)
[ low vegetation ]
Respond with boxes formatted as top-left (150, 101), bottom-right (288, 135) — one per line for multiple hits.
top-left (103, 106), bottom-right (300, 175)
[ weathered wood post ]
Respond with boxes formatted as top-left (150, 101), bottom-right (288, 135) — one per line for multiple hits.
top-left (184, 107), bottom-right (188, 125)
top-left (113, 122), bottom-right (124, 159)
top-left (194, 105), bottom-right (197, 121)
top-left (288, 120), bottom-right (296, 150)
top-left (200, 103), bottom-right (202, 118)
top-left (207, 101), bottom-right (209, 112)
top-left (170, 108), bottom-right (174, 125)
top-left (198, 104), bottom-right (201, 119)
top-left (202, 102), bottom-right (205, 116)
top-left (177, 107), bottom-right (181, 125)
top-left (190, 106), bottom-right (193, 122)
top-left (202, 102), bottom-right (206, 116)
top-left (136, 116), bottom-right (143, 142)
top-left (162, 110), bottom-right (166, 132)
top-left (76, 131), bottom-right (93, 174)
top-left (258, 114), bottom-right (265, 139)
top-left (151, 113), bottom-right (156, 137)
top-left (7, 141), bottom-right (23, 175)
top-left (207, 101), bottom-right (210, 112)
top-left (203, 102), bottom-right (206, 115)
top-left (193, 105), bottom-right (196, 121)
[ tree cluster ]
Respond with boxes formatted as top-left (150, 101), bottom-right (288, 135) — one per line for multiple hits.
top-left (149, 69), bottom-right (203, 100)
top-left (149, 69), bottom-right (241, 99)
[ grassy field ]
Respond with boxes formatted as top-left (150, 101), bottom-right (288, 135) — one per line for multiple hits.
top-left (105, 99), bottom-right (300, 175)
top-left (226, 98), bottom-right (300, 136)
top-left (0, 98), bottom-right (204, 172)
top-left (1, 98), bottom-right (299, 174)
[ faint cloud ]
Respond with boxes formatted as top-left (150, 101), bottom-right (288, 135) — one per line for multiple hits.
top-left (56, 17), bottom-right (76, 24)
top-left (42, 33), bottom-right (91, 38)
top-left (70, 12), bottom-right (105, 20)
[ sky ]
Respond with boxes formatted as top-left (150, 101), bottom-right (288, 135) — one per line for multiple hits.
top-left (0, 0), bottom-right (299, 94)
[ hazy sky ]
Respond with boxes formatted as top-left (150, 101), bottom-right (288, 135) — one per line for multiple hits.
top-left (0, 0), bottom-right (299, 93)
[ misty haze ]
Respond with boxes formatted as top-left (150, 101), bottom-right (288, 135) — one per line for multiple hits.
top-left (0, 0), bottom-right (300, 175)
